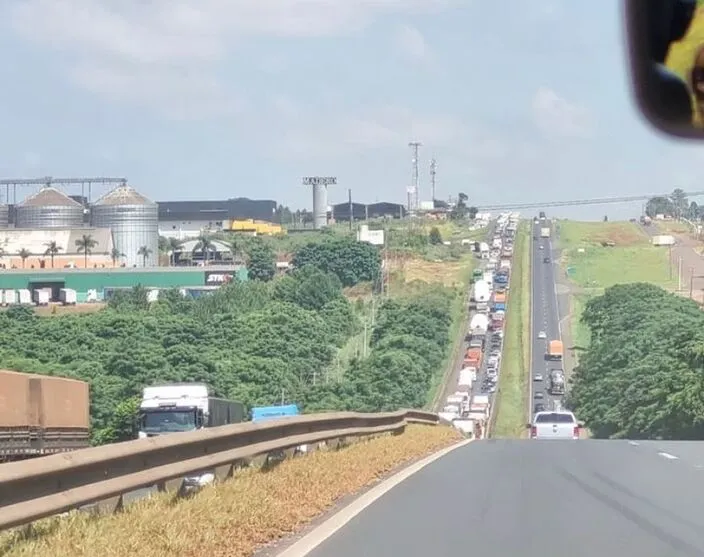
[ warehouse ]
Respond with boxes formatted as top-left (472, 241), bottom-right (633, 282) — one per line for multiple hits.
top-left (0, 266), bottom-right (248, 302)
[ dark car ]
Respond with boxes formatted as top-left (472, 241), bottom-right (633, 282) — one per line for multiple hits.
top-left (534, 403), bottom-right (546, 413)
top-left (543, 256), bottom-right (550, 263)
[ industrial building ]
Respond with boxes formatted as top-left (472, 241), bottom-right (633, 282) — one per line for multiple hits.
top-left (0, 184), bottom-right (159, 269)
top-left (331, 202), bottom-right (405, 222)
top-left (0, 266), bottom-right (247, 303)
top-left (158, 198), bottom-right (278, 239)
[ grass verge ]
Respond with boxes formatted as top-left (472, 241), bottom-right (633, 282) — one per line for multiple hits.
top-left (492, 222), bottom-right (531, 438)
top-left (1, 425), bottom-right (463, 557)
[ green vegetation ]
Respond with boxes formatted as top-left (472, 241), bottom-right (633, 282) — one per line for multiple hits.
top-left (492, 222), bottom-right (531, 438)
top-left (557, 220), bottom-right (674, 290)
top-left (0, 235), bottom-right (460, 444)
top-left (568, 283), bottom-right (704, 439)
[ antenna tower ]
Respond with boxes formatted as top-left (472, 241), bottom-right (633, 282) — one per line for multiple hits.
top-left (430, 158), bottom-right (437, 202)
top-left (408, 141), bottom-right (422, 213)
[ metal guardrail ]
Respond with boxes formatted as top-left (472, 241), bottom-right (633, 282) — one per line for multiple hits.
top-left (0, 409), bottom-right (438, 531)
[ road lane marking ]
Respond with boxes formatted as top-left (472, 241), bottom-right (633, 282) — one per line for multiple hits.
top-left (275, 438), bottom-right (474, 557)
top-left (628, 441), bottom-right (639, 446)
top-left (658, 452), bottom-right (679, 460)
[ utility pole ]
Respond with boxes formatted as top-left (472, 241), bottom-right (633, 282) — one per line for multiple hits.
top-left (690, 266), bottom-right (695, 299)
top-left (678, 256), bottom-right (683, 291)
top-left (430, 158), bottom-right (437, 203)
top-left (408, 141), bottom-right (422, 213)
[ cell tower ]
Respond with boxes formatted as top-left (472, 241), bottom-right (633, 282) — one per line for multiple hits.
top-left (408, 141), bottom-right (421, 213)
top-left (430, 158), bottom-right (437, 202)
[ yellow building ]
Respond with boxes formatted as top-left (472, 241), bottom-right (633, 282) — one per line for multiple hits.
top-left (225, 219), bottom-right (283, 235)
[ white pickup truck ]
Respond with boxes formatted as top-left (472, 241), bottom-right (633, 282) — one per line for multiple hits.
top-left (528, 411), bottom-right (581, 440)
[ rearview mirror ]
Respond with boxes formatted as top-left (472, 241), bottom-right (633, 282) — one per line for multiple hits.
top-left (625, 0), bottom-right (704, 138)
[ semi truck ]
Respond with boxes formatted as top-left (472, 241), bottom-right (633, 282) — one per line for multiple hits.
top-left (540, 227), bottom-right (550, 238)
top-left (547, 340), bottom-right (564, 361)
top-left (137, 383), bottom-right (245, 438)
top-left (0, 369), bottom-right (90, 462)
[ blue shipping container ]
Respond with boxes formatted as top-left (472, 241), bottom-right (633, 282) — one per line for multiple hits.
top-left (251, 404), bottom-right (300, 422)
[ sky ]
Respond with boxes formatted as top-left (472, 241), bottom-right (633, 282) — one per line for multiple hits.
top-left (1, 0), bottom-right (703, 220)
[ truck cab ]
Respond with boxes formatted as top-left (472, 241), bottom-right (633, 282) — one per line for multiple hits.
top-left (528, 411), bottom-right (581, 440)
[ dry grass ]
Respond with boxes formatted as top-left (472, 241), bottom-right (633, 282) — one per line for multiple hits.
top-left (556, 221), bottom-right (648, 248)
top-left (32, 304), bottom-right (106, 317)
top-left (388, 255), bottom-right (473, 288)
top-left (1, 425), bottom-right (463, 557)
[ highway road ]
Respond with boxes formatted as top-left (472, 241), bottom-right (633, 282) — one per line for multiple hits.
top-left (305, 440), bottom-right (704, 556)
top-left (529, 219), bottom-right (564, 417)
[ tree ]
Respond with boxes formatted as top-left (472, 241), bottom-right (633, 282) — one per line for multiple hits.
top-left (137, 246), bottom-right (153, 267)
top-left (193, 234), bottom-right (215, 263)
top-left (450, 192), bottom-right (469, 220)
top-left (670, 188), bottom-right (689, 219)
top-left (428, 227), bottom-right (443, 245)
top-left (75, 234), bottom-right (98, 268)
top-left (292, 237), bottom-right (381, 287)
top-left (43, 241), bottom-right (62, 268)
top-left (110, 248), bottom-right (124, 267)
top-left (17, 248), bottom-right (30, 268)
top-left (247, 240), bottom-right (276, 281)
top-left (166, 238), bottom-right (183, 266)
top-left (568, 283), bottom-right (704, 439)
top-left (645, 196), bottom-right (675, 218)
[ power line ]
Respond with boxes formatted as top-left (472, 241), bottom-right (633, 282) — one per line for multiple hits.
top-left (478, 190), bottom-right (704, 211)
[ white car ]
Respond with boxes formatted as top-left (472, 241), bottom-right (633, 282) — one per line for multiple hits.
top-left (538, 331), bottom-right (547, 339)
top-left (539, 245), bottom-right (544, 250)
top-left (529, 411), bottom-right (582, 440)
top-left (533, 373), bottom-right (543, 381)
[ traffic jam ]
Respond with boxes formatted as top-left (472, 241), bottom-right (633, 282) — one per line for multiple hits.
top-left (438, 213), bottom-right (520, 439)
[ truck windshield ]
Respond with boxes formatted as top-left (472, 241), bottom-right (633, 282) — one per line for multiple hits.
top-left (142, 409), bottom-right (197, 433)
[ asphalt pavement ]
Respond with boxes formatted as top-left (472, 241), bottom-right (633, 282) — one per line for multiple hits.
top-left (529, 219), bottom-right (564, 417)
top-left (305, 439), bottom-right (704, 556)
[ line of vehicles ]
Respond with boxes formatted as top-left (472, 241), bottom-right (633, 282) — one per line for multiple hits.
top-left (439, 212), bottom-right (520, 438)
top-left (528, 214), bottom-right (582, 440)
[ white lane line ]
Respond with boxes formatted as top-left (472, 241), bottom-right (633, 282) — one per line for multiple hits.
top-left (658, 452), bottom-right (679, 460)
top-left (628, 441), bottom-right (639, 446)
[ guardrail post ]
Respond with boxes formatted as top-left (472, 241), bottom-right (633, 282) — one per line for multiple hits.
top-left (157, 477), bottom-right (184, 494)
top-left (94, 494), bottom-right (124, 515)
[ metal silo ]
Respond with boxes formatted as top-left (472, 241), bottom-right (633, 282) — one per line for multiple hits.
top-left (312, 183), bottom-right (328, 229)
top-left (91, 185), bottom-right (158, 267)
top-left (0, 205), bottom-right (9, 228)
top-left (15, 186), bottom-right (85, 229)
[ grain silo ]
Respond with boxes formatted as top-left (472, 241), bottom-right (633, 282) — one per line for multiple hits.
top-left (91, 185), bottom-right (158, 267)
top-left (15, 186), bottom-right (85, 229)
top-left (0, 205), bottom-right (9, 228)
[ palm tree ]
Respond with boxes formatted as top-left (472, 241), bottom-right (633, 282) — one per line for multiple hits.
top-left (137, 245), bottom-right (153, 267)
top-left (75, 234), bottom-right (98, 269)
top-left (193, 234), bottom-right (215, 264)
top-left (17, 248), bottom-right (30, 268)
top-left (43, 241), bottom-right (62, 268)
top-left (167, 238), bottom-right (183, 266)
top-left (110, 247), bottom-right (124, 267)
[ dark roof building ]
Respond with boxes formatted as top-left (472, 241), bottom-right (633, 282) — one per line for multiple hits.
top-left (367, 202), bottom-right (405, 219)
top-left (158, 198), bottom-right (277, 222)
top-left (331, 202), bottom-right (367, 222)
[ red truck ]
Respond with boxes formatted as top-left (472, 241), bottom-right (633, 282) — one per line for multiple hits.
top-left (0, 369), bottom-right (90, 461)
top-left (463, 347), bottom-right (483, 368)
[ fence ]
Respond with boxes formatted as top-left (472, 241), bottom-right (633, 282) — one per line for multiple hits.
top-left (0, 409), bottom-right (438, 531)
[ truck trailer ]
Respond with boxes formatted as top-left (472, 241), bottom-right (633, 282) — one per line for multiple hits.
top-left (138, 383), bottom-right (245, 438)
top-left (540, 227), bottom-right (550, 238)
top-left (0, 369), bottom-right (90, 461)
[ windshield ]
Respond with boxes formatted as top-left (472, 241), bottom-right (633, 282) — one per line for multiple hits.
top-left (535, 413), bottom-right (575, 424)
top-left (141, 409), bottom-right (197, 433)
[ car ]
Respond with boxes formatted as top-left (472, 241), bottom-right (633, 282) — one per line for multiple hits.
top-left (544, 257), bottom-right (551, 263)
top-left (528, 411), bottom-right (582, 440)
top-left (533, 392), bottom-right (545, 399)
top-left (538, 331), bottom-right (547, 339)
top-left (534, 403), bottom-right (546, 413)
top-left (539, 245), bottom-right (544, 250)
top-left (533, 373), bottom-right (543, 381)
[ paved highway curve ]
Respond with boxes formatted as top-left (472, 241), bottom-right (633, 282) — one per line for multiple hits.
top-left (305, 440), bottom-right (704, 556)
top-left (529, 219), bottom-right (564, 416)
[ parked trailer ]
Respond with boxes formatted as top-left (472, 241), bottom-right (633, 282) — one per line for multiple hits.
top-left (0, 370), bottom-right (90, 462)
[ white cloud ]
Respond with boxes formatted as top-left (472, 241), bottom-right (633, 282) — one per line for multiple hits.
top-left (393, 25), bottom-right (431, 63)
top-left (531, 87), bottom-right (594, 138)
top-left (3, 0), bottom-right (453, 117)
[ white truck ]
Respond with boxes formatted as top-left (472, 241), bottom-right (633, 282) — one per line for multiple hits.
top-left (137, 383), bottom-right (245, 438)
top-left (59, 288), bottom-right (77, 305)
top-left (528, 411), bottom-right (581, 440)
top-left (540, 227), bottom-right (550, 238)
top-left (471, 280), bottom-right (491, 312)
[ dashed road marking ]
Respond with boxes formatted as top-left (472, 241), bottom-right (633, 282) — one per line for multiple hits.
top-left (628, 441), bottom-right (639, 446)
top-left (658, 452), bottom-right (679, 460)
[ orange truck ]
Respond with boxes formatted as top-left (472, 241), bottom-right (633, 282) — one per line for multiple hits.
top-left (0, 369), bottom-right (90, 462)
top-left (463, 347), bottom-right (483, 368)
top-left (548, 340), bottom-right (563, 360)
